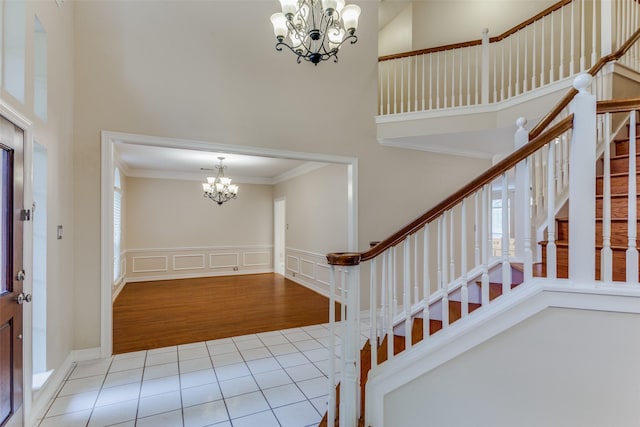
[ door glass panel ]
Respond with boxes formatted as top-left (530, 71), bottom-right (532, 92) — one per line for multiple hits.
top-left (0, 149), bottom-right (10, 295)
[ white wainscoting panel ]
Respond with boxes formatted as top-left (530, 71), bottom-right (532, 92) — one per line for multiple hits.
top-left (285, 248), bottom-right (342, 301)
top-left (125, 246), bottom-right (273, 282)
top-left (173, 254), bottom-right (206, 271)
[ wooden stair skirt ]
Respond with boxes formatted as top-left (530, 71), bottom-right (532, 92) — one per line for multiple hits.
top-left (319, 281), bottom-right (518, 427)
top-left (540, 126), bottom-right (640, 282)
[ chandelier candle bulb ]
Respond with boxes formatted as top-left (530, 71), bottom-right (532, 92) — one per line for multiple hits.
top-left (270, 0), bottom-right (360, 65)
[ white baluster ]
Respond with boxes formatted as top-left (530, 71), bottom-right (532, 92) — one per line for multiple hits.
top-left (481, 28), bottom-right (490, 104)
top-left (569, 74), bottom-right (597, 281)
top-left (459, 49), bottom-right (463, 106)
top-left (616, 0), bottom-right (622, 51)
top-left (475, 192), bottom-right (481, 267)
top-left (602, 113), bottom-right (613, 281)
top-left (540, 17), bottom-right (545, 86)
top-left (514, 117), bottom-right (529, 261)
top-left (523, 26), bottom-right (529, 93)
top-left (370, 259), bottom-right (377, 371)
top-left (423, 54), bottom-right (427, 111)
top-left (501, 40), bottom-right (505, 101)
top-left (392, 246), bottom-right (398, 319)
top-left (451, 50), bottom-right (456, 107)
top-left (442, 213), bottom-right (449, 285)
top-left (394, 61), bottom-right (398, 114)
top-left (591, 0), bottom-right (597, 66)
top-left (386, 62), bottom-right (390, 115)
top-left (523, 155), bottom-right (533, 282)
top-left (386, 250), bottom-right (393, 361)
top-left (436, 52), bottom-right (441, 108)
top-left (475, 45), bottom-right (480, 104)
top-left (423, 225), bottom-right (430, 340)
top-left (516, 30), bottom-right (521, 95)
top-left (403, 238), bottom-right (411, 351)
top-left (380, 251), bottom-right (387, 343)
top-left (449, 209), bottom-right (455, 282)
top-left (562, 132), bottom-right (570, 189)
top-left (501, 173), bottom-right (512, 294)
top-left (379, 65), bottom-right (384, 115)
top-left (493, 42), bottom-right (498, 102)
top-left (467, 47), bottom-right (471, 105)
top-left (442, 291), bottom-right (449, 329)
top-left (481, 185), bottom-right (490, 306)
top-left (328, 266), bottom-right (336, 425)
top-left (508, 36), bottom-right (513, 98)
top-left (415, 53), bottom-right (418, 112)
top-left (400, 59), bottom-right (404, 114)
top-left (437, 216), bottom-right (443, 288)
top-left (532, 20), bottom-right (537, 90)
top-left (444, 51), bottom-right (449, 108)
top-left (627, 110), bottom-right (638, 283)
top-left (413, 234), bottom-right (419, 305)
top-left (560, 4), bottom-right (566, 78)
top-left (580, 0), bottom-right (586, 71)
top-left (461, 199), bottom-right (469, 318)
top-left (570, 0), bottom-right (576, 75)
top-left (547, 136), bottom-right (558, 279)
top-left (550, 11), bottom-right (555, 83)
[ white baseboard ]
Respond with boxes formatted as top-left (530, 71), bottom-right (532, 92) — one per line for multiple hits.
top-left (30, 347), bottom-right (102, 426)
top-left (286, 273), bottom-right (344, 305)
top-left (112, 279), bottom-right (127, 302)
top-left (125, 268), bottom-right (274, 283)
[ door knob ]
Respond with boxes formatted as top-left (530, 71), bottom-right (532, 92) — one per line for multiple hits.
top-left (15, 293), bottom-right (32, 305)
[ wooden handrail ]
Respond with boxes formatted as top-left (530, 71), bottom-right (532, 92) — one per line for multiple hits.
top-left (378, 0), bottom-right (571, 63)
top-left (597, 98), bottom-right (640, 114)
top-left (327, 115), bottom-right (574, 266)
top-left (529, 26), bottom-right (640, 139)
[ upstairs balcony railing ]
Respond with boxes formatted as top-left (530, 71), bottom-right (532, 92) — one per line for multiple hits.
top-left (378, 0), bottom-right (640, 116)
top-left (324, 15), bottom-right (640, 427)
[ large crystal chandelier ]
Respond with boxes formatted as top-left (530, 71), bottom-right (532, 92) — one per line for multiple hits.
top-left (202, 157), bottom-right (239, 206)
top-left (270, 0), bottom-right (361, 65)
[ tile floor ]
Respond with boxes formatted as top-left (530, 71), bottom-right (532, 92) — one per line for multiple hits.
top-left (37, 323), bottom-right (367, 427)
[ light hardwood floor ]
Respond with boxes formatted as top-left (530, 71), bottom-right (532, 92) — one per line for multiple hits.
top-left (113, 273), bottom-right (340, 354)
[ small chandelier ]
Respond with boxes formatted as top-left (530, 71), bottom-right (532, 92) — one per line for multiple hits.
top-left (202, 157), bottom-right (239, 206)
top-left (270, 0), bottom-right (361, 65)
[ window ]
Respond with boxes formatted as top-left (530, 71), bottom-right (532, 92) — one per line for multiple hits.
top-left (3, 0), bottom-right (26, 102)
top-left (113, 168), bottom-right (122, 282)
top-left (33, 15), bottom-right (47, 121)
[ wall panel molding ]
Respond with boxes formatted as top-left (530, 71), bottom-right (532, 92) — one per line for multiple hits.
top-left (285, 247), bottom-right (343, 301)
top-left (125, 245), bottom-right (273, 282)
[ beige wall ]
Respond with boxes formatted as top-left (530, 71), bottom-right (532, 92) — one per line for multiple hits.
top-left (72, 1), bottom-right (489, 348)
top-left (125, 177), bottom-right (273, 248)
top-left (385, 308), bottom-right (640, 427)
top-left (0, 1), bottom-right (76, 373)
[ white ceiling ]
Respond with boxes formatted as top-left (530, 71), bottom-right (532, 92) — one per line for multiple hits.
top-left (114, 141), bottom-right (327, 185)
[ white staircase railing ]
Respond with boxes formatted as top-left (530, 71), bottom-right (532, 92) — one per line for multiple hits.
top-left (325, 22), bottom-right (640, 427)
top-left (378, 0), bottom-right (640, 116)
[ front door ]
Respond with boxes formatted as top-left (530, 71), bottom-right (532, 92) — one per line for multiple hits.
top-left (0, 115), bottom-right (24, 427)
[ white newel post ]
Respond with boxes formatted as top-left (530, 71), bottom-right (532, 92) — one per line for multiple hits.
top-left (340, 264), bottom-right (361, 427)
top-left (569, 74), bottom-right (597, 282)
top-left (514, 117), bottom-right (529, 261)
top-left (481, 28), bottom-right (490, 104)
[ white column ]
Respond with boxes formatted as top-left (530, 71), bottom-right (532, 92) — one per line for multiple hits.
top-left (514, 117), bottom-right (529, 261)
top-left (569, 73), bottom-right (597, 282)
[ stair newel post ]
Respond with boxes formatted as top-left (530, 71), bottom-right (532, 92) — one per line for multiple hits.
top-left (602, 112), bottom-right (613, 281)
top-left (569, 73), bottom-right (597, 282)
top-left (501, 172), bottom-right (512, 294)
top-left (461, 199), bottom-right (469, 318)
top-left (403, 238), bottom-right (412, 351)
top-left (481, 185), bottom-right (490, 306)
top-left (328, 265), bottom-right (336, 426)
top-left (626, 110), bottom-right (638, 283)
top-left (481, 28), bottom-right (490, 105)
top-left (514, 117), bottom-right (529, 262)
top-left (423, 225), bottom-right (430, 340)
top-left (370, 258), bottom-right (377, 371)
top-left (340, 264), bottom-right (361, 427)
top-left (547, 133), bottom-right (558, 279)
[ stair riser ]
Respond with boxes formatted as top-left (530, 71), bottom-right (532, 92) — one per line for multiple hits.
top-left (556, 219), bottom-right (640, 245)
top-left (596, 197), bottom-right (640, 217)
top-left (607, 155), bottom-right (640, 174)
top-left (541, 244), bottom-right (636, 281)
top-left (596, 174), bottom-right (640, 195)
top-left (614, 137), bottom-right (640, 156)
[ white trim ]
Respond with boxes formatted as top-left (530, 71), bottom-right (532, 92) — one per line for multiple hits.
top-left (100, 130), bottom-right (358, 359)
top-left (365, 281), bottom-right (640, 426)
top-left (127, 244), bottom-right (273, 254)
top-left (30, 347), bottom-right (102, 426)
top-left (286, 272), bottom-right (345, 304)
top-left (316, 264), bottom-right (331, 286)
top-left (172, 254), bottom-right (205, 271)
top-left (271, 162), bottom-right (327, 184)
top-left (112, 278), bottom-right (127, 302)
top-left (131, 255), bottom-right (168, 273)
top-left (299, 259), bottom-right (316, 280)
top-left (286, 255), bottom-right (299, 273)
top-left (209, 253), bottom-right (240, 269)
top-left (242, 251), bottom-right (271, 267)
top-left (125, 269), bottom-right (274, 283)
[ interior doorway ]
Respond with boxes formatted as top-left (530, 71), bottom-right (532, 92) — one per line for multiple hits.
top-left (274, 198), bottom-right (285, 276)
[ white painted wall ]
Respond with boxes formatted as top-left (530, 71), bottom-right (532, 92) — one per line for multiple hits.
top-left (379, 2), bottom-right (412, 57)
top-left (384, 307), bottom-right (640, 427)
